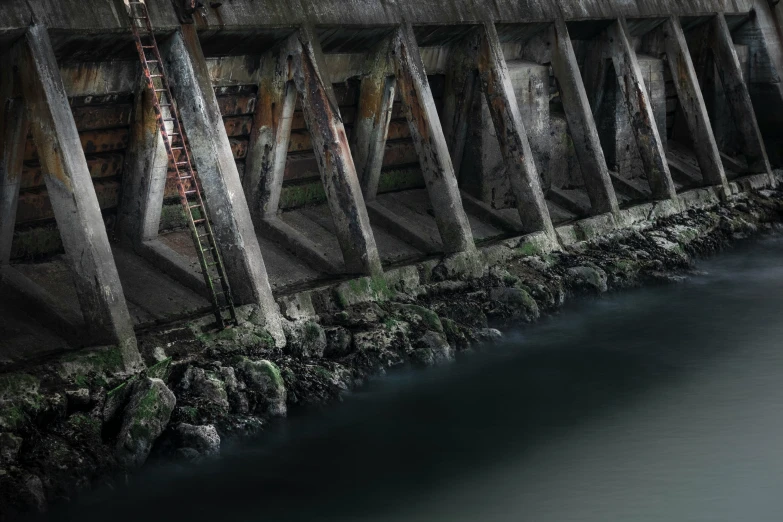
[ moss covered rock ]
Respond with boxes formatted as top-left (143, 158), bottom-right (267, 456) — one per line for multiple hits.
top-left (115, 378), bottom-right (175, 469)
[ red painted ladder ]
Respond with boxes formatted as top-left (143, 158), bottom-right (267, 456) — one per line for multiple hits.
top-left (124, 0), bottom-right (237, 328)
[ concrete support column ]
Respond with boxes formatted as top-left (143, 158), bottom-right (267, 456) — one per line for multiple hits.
top-left (15, 25), bottom-right (141, 367)
top-left (710, 14), bottom-right (773, 176)
top-left (352, 37), bottom-right (396, 201)
top-left (0, 98), bottom-right (27, 265)
top-left (660, 17), bottom-right (730, 193)
top-left (392, 23), bottom-right (476, 254)
top-left (476, 22), bottom-right (555, 237)
top-left (551, 18), bottom-right (620, 215)
top-left (244, 47), bottom-right (297, 219)
top-left (116, 76), bottom-right (169, 247)
top-left (162, 26), bottom-right (283, 343)
top-left (291, 27), bottom-right (383, 275)
top-left (607, 19), bottom-right (678, 201)
top-left (440, 35), bottom-right (479, 180)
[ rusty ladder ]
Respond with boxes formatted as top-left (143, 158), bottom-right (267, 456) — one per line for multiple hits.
top-left (124, 0), bottom-right (238, 328)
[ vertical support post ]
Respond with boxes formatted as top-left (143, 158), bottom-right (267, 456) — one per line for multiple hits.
top-left (291, 27), bottom-right (383, 275)
top-left (0, 97), bottom-right (27, 265)
top-left (392, 23), bottom-right (476, 253)
top-left (551, 18), bottom-right (620, 215)
top-left (710, 14), bottom-right (773, 176)
top-left (661, 16), bottom-right (730, 193)
top-left (476, 22), bottom-right (555, 237)
top-left (352, 37), bottom-right (396, 200)
top-left (440, 34), bottom-right (479, 180)
top-left (607, 19), bottom-right (678, 201)
top-left (15, 25), bottom-right (141, 367)
top-left (116, 76), bottom-right (170, 246)
top-left (244, 47), bottom-right (297, 220)
top-left (162, 27), bottom-right (283, 344)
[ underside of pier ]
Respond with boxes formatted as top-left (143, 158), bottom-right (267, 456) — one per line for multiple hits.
top-left (1, 0), bottom-right (783, 367)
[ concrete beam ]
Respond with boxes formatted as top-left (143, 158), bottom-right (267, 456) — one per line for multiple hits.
top-left (657, 17), bottom-right (729, 194)
top-left (710, 14), bottom-right (773, 178)
top-left (14, 25), bottom-right (141, 368)
top-left (551, 18), bottom-right (620, 215)
top-left (244, 46), bottom-right (297, 220)
top-left (607, 19), bottom-right (678, 201)
top-left (0, 97), bottom-right (27, 265)
top-left (392, 23), bottom-right (476, 254)
top-left (476, 22), bottom-right (555, 238)
top-left (441, 32), bottom-right (479, 180)
top-left (116, 76), bottom-right (169, 247)
top-left (352, 37), bottom-right (396, 200)
top-left (291, 27), bottom-right (383, 276)
top-left (162, 26), bottom-right (284, 345)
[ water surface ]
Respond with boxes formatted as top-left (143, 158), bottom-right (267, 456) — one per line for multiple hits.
top-left (47, 234), bottom-right (783, 521)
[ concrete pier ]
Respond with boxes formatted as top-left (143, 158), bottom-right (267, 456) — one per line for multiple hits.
top-left (13, 25), bottom-right (141, 368)
top-left (0, 0), bottom-right (781, 362)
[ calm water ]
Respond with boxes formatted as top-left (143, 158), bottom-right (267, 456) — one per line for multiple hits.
top-left (46, 234), bottom-right (783, 521)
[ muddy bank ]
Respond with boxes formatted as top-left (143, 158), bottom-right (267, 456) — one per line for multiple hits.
top-left (1, 189), bottom-right (782, 520)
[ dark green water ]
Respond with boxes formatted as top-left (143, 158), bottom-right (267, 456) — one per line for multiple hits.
top-left (45, 234), bottom-right (783, 521)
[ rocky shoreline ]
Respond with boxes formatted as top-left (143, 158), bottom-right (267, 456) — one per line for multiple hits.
top-left (1, 188), bottom-right (782, 520)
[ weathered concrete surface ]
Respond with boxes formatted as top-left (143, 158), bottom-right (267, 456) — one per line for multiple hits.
top-left (710, 14), bottom-right (773, 178)
top-left (655, 17), bottom-right (729, 193)
top-left (551, 18), bottom-right (619, 215)
top-left (607, 19), bottom-right (678, 201)
top-left (476, 22), bottom-right (555, 237)
top-left (243, 46), bottom-right (296, 219)
top-left (14, 25), bottom-right (141, 369)
top-left (0, 98), bottom-right (27, 265)
top-left (441, 32), bottom-right (479, 181)
top-left (1, 0), bottom-right (768, 36)
top-left (461, 59), bottom-right (551, 209)
top-left (393, 23), bottom-right (475, 254)
top-left (353, 37), bottom-right (397, 200)
top-left (291, 27), bottom-right (383, 276)
top-left (161, 27), bottom-right (284, 345)
top-left (116, 77), bottom-right (169, 247)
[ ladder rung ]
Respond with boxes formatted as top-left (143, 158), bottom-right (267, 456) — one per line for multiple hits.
top-left (189, 203), bottom-right (202, 209)
top-left (176, 161), bottom-right (190, 166)
top-left (142, 45), bottom-right (156, 49)
top-left (193, 219), bottom-right (206, 224)
top-left (185, 189), bottom-right (197, 195)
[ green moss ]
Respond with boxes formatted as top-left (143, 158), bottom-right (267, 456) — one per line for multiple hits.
top-left (10, 225), bottom-right (63, 260)
top-left (377, 167), bottom-right (425, 193)
top-left (129, 387), bottom-right (162, 440)
top-left (0, 373), bottom-right (39, 397)
top-left (1, 405), bottom-right (26, 430)
top-left (68, 413), bottom-right (101, 433)
top-left (159, 203), bottom-right (188, 231)
top-left (261, 361), bottom-right (284, 389)
top-left (279, 182), bottom-right (327, 209)
top-left (516, 241), bottom-right (541, 257)
top-left (107, 380), bottom-right (130, 398)
top-left (369, 276), bottom-right (395, 300)
top-left (313, 366), bottom-right (332, 380)
top-left (302, 322), bottom-right (322, 343)
top-left (146, 358), bottom-right (172, 381)
top-left (180, 406), bottom-right (199, 422)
